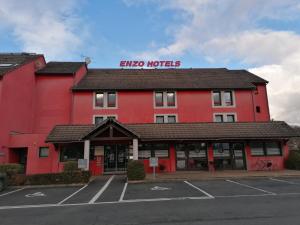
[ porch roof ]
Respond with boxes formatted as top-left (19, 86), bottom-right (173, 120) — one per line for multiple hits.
top-left (46, 120), bottom-right (298, 143)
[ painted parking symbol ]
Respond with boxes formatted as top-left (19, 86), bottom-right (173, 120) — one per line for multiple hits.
top-left (150, 186), bottom-right (171, 191)
top-left (25, 192), bottom-right (46, 198)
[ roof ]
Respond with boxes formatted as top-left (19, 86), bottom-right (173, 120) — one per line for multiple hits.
top-left (36, 61), bottom-right (85, 75)
top-left (46, 121), bottom-right (298, 143)
top-left (0, 53), bottom-right (43, 76)
top-left (72, 68), bottom-right (268, 91)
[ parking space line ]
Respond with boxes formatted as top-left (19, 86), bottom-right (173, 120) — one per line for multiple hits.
top-left (119, 182), bottom-right (128, 202)
top-left (226, 179), bottom-right (276, 195)
top-left (269, 178), bottom-right (297, 185)
top-left (0, 188), bottom-right (26, 197)
top-left (57, 184), bottom-right (89, 205)
top-left (184, 181), bottom-right (214, 199)
top-left (88, 175), bottom-right (115, 204)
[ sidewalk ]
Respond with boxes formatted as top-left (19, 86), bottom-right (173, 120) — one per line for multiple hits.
top-left (145, 170), bottom-right (300, 182)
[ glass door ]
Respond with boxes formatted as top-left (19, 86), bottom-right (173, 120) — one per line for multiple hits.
top-left (231, 143), bottom-right (246, 170)
top-left (104, 145), bottom-right (117, 172)
top-left (116, 145), bottom-right (128, 171)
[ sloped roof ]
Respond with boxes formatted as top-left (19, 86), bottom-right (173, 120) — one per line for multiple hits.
top-left (36, 61), bottom-right (85, 75)
top-left (46, 121), bottom-right (297, 143)
top-left (0, 53), bottom-right (42, 76)
top-left (72, 68), bottom-right (267, 91)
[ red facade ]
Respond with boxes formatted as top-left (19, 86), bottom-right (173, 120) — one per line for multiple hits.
top-left (0, 53), bottom-right (295, 175)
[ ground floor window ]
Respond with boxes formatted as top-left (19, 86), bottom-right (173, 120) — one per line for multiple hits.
top-left (175, 142), bottom-right (207, 170)
top-left (39, 147), bottom-right (49, 158)
top-left (250, 141), bottom-right (282, 156)
top-left (138, 143), bottom-right (169, 159)
top-left (60, 143), bottom-right (84, 162)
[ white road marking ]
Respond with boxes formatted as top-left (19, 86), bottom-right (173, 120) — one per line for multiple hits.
top-left (269, 178), bottom-right (297, 185)
top-left (119, 182), bottom-right (128, 202)
top-left (226, 179), bottom-right (276, 195)
top-left (0, 188), bottom-right (25, 197)
top-left (215, 193), bottom-right (272, 198)
top-left (151, 186), bottom-right (171, 191)
top-left (25, 192), bottom-right (46, 198)
top-left (184, 181), bottom-right (214, 199)
top-left (57, 184), bottom-right (89, 205)
top-left (88, 175), bottom-right (115, 204)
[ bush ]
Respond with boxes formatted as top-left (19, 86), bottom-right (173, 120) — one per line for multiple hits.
top-left (0, 164), bottom-right (24, 176)
top-left (8, 171), bottom-right (91, 186)
top-left (285, 151), bottom-right (300, 170)
top-left (63, 161), bottom-right (79, 172)
top-left (0, 173), bottom-right (8, 191)
top-left (127, 160), bottom-right (145, 181)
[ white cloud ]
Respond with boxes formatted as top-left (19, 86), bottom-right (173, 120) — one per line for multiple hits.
top-left (0, 0), bottom-right (87, 60)
top-left (127, 0), bottom-right (300, 125)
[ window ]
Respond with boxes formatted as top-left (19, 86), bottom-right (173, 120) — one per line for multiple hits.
top-left (226, 114), bottom-right (235, 122)
top-left (212, 90), bottom-right (235, 107)
top-left (39, 147), bottom-right (49, 158)
top-left (214, 113), bottom-right (236, 122)
top-left (155, 92), bottom-right (164, 107)
top-left (250, 142), bottom-right (264, 156)
top-left (250, 142), bottom-right (282, 156)
top-left (167, 92), bottom-right (176, 107)
top-left (60, 144), bottom-right (84, 162)
top-left (94, 92), bottom-right (117, 108)
top-left (155, 115), bottom-right (177, 123)
top-left (138, 143), bottom-right (169, 159)
top-left (94, 115), bottom-right (117, 124)
top-left (215, 115), bottom-right (223, 122)
top-left (224, 91), bottom-right (233, 106)
top-left (256, 106), bottom-right (261, 113)
top-left (107, 92), bottom-right (116, 107)
top-left (154, 91), bottom-right (176, 107)
top-left (213, 91), bottom-right (222, 106)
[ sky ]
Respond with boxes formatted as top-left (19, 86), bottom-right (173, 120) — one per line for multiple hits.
top-left (0, 0), bottom-right (300, 125)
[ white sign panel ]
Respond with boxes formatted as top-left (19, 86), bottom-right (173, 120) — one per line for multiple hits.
top-left (78, 159), bottom-right (87, 169)
top-left (149, 157), bottom-right (158, 167)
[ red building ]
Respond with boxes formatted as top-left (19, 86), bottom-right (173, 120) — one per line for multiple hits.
top-left (0, 53), bottom-right (298, 175)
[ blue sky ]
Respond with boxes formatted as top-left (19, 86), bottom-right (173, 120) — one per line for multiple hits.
top-left (0, 0), bottom-right (300, 124)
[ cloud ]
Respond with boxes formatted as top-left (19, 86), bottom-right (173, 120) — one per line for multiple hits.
top-left (0, 0), bottom-right (87, 60)
top-left (126, 0), bottom-right (300, 125)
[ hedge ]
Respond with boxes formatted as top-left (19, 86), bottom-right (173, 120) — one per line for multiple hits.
top-left (63, 161), bottom-right (80, 172)
top-left (8, 171), bottom-right (91, 186)
top-left (285, 151), bottom-right (300, 170)
top-left (0, 164), bottom-right (24, 176)
top-left (127, 160), bottom-right (145, 181)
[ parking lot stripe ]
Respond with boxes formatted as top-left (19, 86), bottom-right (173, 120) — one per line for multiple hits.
top-left (88, 175), bottom-right (115, 204)
top-left (57, 184), bottom-right (89, 205)
top-left (184, 181), bottom-right (214, 199)
top-left (226, 179), bottom-right (276, 195)
top-left (0, 188), bottom-right (25, 197)
top-left (269, 178), bottom-right (297, 185)
top-left (119, 182), bottom-right (128, 202)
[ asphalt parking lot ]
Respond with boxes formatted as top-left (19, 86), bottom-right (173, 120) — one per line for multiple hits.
top-left (1, 175), bottom-right (300, 208)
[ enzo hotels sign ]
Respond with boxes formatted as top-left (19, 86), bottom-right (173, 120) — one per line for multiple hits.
top-left (120, 60), bottom-right (181, 68)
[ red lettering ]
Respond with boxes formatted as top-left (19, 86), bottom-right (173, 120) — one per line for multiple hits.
top-left (138, 61), bottom-right (145, 67)
top-left (153, 61), bottom-right (159, 67)
top-left (147, 61), bottom-right (154, 67)
top-left (165, 61), bottom-right (171, 67)
top-left (120, 61), bottom-right (126, 67)
top-left (175, 61), bottom-right (181, 67)
top-left (125, 61), bottom-right (132, 67)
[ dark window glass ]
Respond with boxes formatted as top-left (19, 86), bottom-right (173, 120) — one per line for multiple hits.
top-left (95, 92), bottom-right (104, 107)
top-left (107, 116), bottom-right (116, 120)
top-left (107, 92), bottom-right (116, 107)
top-left (226, 114), bottom-right (235, 122)
top-left (167, 92), bottom-right (176, 107)
top-left (224, 91), bottom-right (233, 106)
top-left (60, 144), bottom-right (84, 162)
top-left (39, 147), bottom-right (49, 158)
top-left (213, 143), bottom-right (230, 158)
top-left (213, 91), bottom-right (221, 106)
top-left (167, 115), bottom-right (176, 123)
top-left (156, 116), bottom-right (164, 123)
top-left (155, 92), bottom-right (164, 107)
top-left (215, 115), bottom-right (223, 122)
top-left (250, 142), bottom-right (264, 156)
top-left (95, 116), bottom-right (104, 125)
top-left (256, 106), bottom-right (261, 113)
top-left (266, 142), bottom-right (281, 156)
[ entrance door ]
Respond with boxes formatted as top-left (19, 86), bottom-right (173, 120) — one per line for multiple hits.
top-left (213, 143), bottom-right (246, 170)
top-left (104, 145), bottom-right (128, 172)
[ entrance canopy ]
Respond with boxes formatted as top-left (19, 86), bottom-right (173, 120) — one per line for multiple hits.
top-left (46, 120), bottom-right (298, 143)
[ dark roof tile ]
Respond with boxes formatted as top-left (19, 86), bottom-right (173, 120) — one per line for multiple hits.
top-left (36, 61), bottom-right (85, 75)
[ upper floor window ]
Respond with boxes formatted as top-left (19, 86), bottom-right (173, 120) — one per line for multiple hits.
top-left (155, 114), bottom-right (177, 123)
top-left (155, 91), bottom-right (176, 107)
top-left (94, 115), bottom-right (117, 125)
top-left (95, 92), bottom-right (117, 108)
top-left (213, 91), bottom-right (234, 107)
top-left (214, 113), bottom-right (236, 122)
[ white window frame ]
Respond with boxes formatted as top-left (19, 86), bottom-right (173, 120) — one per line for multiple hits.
top-left (153, 91), bottom-right (177, 108)
top-left (93, 91), bottom-right (118, 109)
top-left (213, 113), bottom-right (237, 122)
top-left (93, 114), bottom-right (118, 124)
top-left (212, 90), bottom-right (236, 108)
top-left (154, 114), bottom-right (178, 123)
